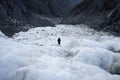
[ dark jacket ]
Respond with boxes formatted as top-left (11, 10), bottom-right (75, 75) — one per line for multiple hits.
top-left (57, 38), bottom-right (61, 45)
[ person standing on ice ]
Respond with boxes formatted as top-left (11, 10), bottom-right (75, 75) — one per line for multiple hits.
top-left (57, 37), bottom-right (61, 45)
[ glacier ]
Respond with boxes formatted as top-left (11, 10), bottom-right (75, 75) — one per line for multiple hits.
top-left (0, 24), bottom-right (120, 80)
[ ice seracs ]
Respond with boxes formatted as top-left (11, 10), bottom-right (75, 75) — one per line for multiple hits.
top-left (0, 24), bottom-right (120, 80)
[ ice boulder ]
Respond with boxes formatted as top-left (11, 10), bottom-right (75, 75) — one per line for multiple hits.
top-left (108, 61), bottom-right (120, 75)
top-left (73, 47), bottom-right (114, 70)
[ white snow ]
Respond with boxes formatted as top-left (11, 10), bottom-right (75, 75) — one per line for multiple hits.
top-left (0, 24), bottom-right (120, 80)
